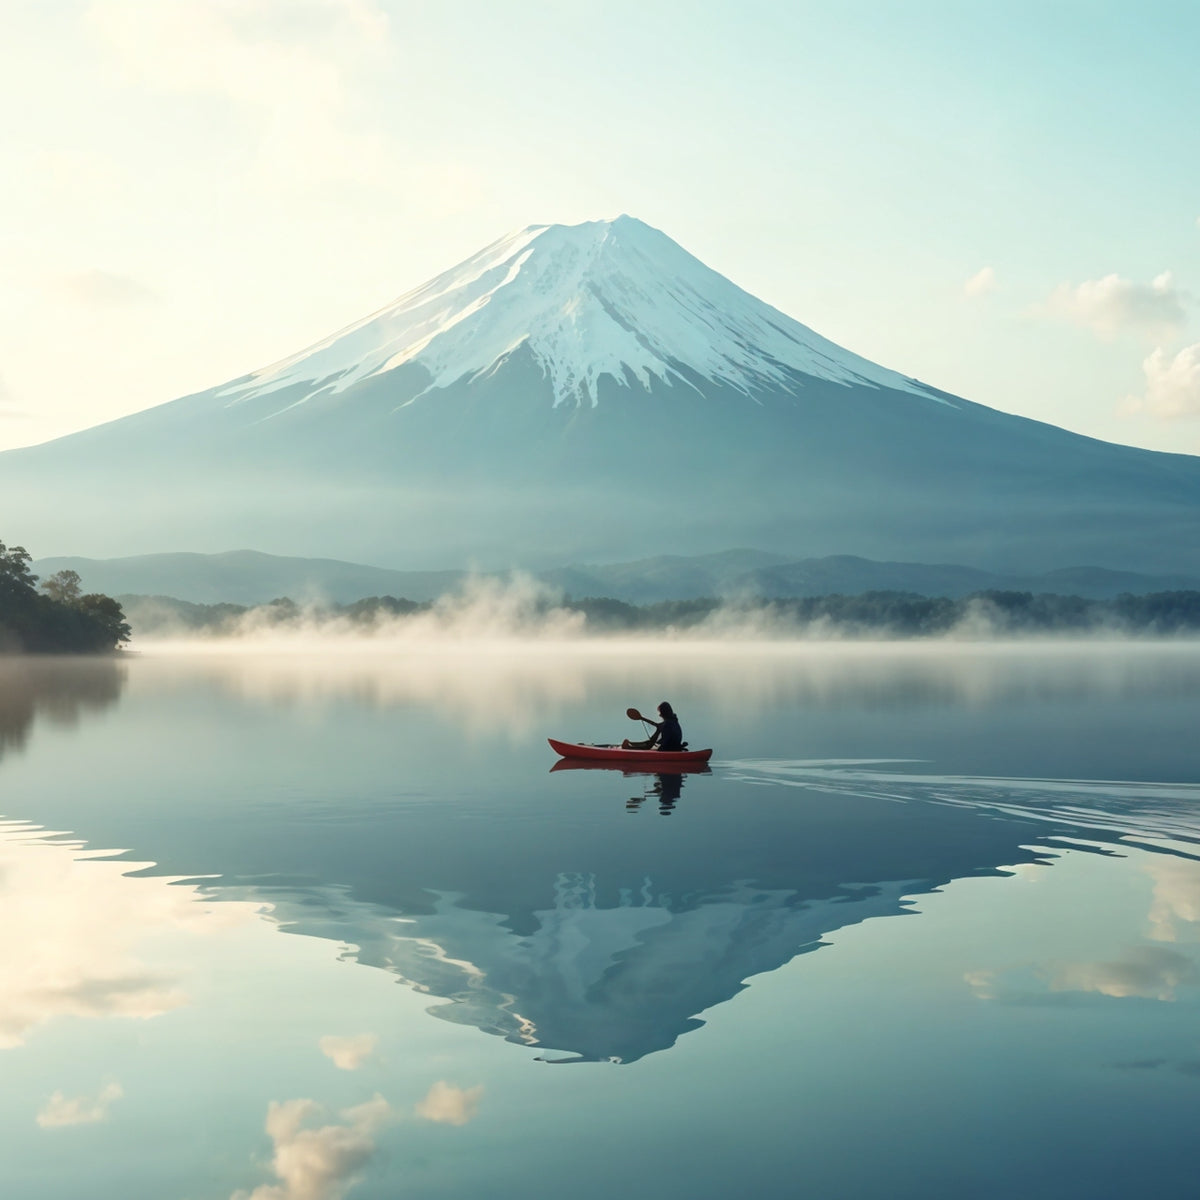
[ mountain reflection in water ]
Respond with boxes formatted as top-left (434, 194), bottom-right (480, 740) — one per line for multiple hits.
top-left (207, 765), bottom-right (1200, 1063)
top-left (2, 645), bottom-right (1199, 1065)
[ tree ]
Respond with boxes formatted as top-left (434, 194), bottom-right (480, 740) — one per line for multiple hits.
top-left (77, 593), bottom-right (132, 649)
top-left (41, 569), bottom-right (82, 606)
top-left (0, 541), bottom-right (37, 603)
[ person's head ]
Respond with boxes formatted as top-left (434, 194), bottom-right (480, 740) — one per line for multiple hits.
top-left (658, 701), bottom-right (675, 718)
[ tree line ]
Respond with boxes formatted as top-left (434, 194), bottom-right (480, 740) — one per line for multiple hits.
top-left (122, 587), bottom-right (1200, 638)
top-left (570, 590), bottom-right (1200, 634)
top-left (0, 540), bottom-right (130, 653)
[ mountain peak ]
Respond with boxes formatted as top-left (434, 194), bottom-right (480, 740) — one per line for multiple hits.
top-left (219, 216), bottom-right (936, 414)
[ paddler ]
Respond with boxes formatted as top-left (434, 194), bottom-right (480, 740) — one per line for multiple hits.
top-left (622, 701), bottom-right (684, 751)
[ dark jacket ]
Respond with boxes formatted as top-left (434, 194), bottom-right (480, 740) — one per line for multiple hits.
top-left (657, 714), bottom-right (683, 752)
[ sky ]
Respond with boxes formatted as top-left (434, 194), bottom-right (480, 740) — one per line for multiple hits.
top-left (2, 0), bottom-right (1199, 455)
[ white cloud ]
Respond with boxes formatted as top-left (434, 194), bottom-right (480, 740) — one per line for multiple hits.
top-left (0, 834), bottom-right (184, 1048)
top-left (86, 0), bottom-right (394, 192)
top-left (318, 1033), bottom-right (378, 1071)
top-left (1042, 271), bottom-right (1187, 339)
top-left (1124, 343), bottom-right (1200, 420)
top-left (0, 373), bottom-right (30, 420)
top-left (414, 1081), bottom-right (483, 1127)
top-left (963, 266), bottom-right (996, 299)
top-left (1046, 945), bottom-right (1197, 1000)
top-left (0, 820), bottom-right (257, 1049)
top-left (36, 1082), bottom-right (123, 1128)
top-left (56, 269), bottom-right (158, 309)
top-left (87, 0), bottom-right (390, 102)
top-left (232, 1094), bottom-right (392, 1200)
top-left (81, 0), bottom-right (483, 220)
top-left (963, 968), bottom-right (997, 999)
top-left (968, 943), bottom-right (1199, 1003)
top-left (1146, 856), bottom-right (1200, 942)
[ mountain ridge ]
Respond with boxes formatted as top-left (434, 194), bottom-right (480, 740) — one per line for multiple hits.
top-left (34, 548), bottom-right (1200, 607)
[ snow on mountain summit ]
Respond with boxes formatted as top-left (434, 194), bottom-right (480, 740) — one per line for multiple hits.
top-left (221, 215), bottom-right (939, 411)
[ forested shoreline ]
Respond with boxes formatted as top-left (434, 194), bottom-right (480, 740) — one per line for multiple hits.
top-left (121, 587), bottom-right (1200, 639)
top-left (1, 541), bottom-right (130, 653)
top-left (12, 526), bottom-right (1200, 646)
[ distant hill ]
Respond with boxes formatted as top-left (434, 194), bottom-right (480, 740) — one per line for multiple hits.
top-left (730, 556), bottom-right (1200, 603)
top-left (540, 549), bottom-right (789, 603)
top-left (33, 550), bottom-right (466, 606)
top-left (34, 548), bottom-right (1200, 607)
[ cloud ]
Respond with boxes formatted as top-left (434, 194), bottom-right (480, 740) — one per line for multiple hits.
top-left (1041, 271), bottom-right (1187, 339)
top-left (87, 0), bottom-right (392, 190)
top-left (1124, 343), bottom-right (1200, 420)
top-left (318, 1033), bottom-right (378, 1071)
top-left (0, 373), bottom-right (31, 420)
top-left (56, 269), bottom-right (158, 309)
top-left (82, 0), bottom-right (482, 213)
top-left (36, 1082), bottom-right (123, 1128)
top-left (232, 1094), bottom-right (392, 1200)
top-left (414, 1081), bottom-right (483, 1126)
top-left (963, 968), bottom-right (997, 999)
top-left (1145, 856), bottom-right (1200, 941)
top-left (87, 0), bottom-right (390, 104)
top-left (0, 820), bottom-right (257, 1050)
top-left (1045, 945), bottom-right (1197, 1000)
top-left (0, 837), bottom-right (185, 1047)
top-left (963, 267), bottom-right (996, 299)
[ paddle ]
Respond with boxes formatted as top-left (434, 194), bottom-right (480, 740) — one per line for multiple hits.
top-left (626, 707), bottom-right (653, 744)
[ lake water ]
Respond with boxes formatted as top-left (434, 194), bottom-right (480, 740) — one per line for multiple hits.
top-left (2, 641), bottom-right (1199, 1199)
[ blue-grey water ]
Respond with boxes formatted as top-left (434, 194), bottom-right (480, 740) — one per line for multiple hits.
top-left (2, 641), bottom-right (1199, 1199)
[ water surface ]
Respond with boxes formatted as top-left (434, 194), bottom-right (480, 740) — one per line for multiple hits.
top-left (2, 642), bottom-right (1199, 1198)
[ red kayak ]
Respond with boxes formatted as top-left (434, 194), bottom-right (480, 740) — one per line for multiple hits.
top-left (548, 738), bottom-right (713, 767)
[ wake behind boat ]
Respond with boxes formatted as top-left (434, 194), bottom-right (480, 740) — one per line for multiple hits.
top-left (548, 738), bottom-right (714, 767)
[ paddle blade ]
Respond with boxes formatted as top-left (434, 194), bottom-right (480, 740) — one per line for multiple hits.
top-left (626, 707), bottom-right (643, 721)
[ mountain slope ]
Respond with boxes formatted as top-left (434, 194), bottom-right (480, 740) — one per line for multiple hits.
top-left (4, 216), bottom-right (1199, 572)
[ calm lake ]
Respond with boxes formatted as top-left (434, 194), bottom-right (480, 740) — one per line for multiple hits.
top-left (2, 640), bottom-right (1199, 1199)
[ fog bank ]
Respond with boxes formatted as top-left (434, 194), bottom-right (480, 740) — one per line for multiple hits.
top-left (122, 575), bottom-right (1200, 650)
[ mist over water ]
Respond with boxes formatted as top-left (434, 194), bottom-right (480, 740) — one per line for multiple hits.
top-left (127, 635), bottom-right (1200, 726)
top-left (123, 572), bottom-right (1200, 649)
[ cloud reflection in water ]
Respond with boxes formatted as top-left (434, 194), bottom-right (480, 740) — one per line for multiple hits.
top-left (0, 820), bottom-right (259, 1050)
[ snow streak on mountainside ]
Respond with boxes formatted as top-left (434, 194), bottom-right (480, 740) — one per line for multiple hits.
top-left (219, 215), bottom-right (942, 412)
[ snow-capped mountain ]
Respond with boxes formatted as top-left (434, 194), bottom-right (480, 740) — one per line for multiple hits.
top-left (3, 215), bottom-right (1200, 572)
top-left (221, 215), bottom-right (934, 411)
